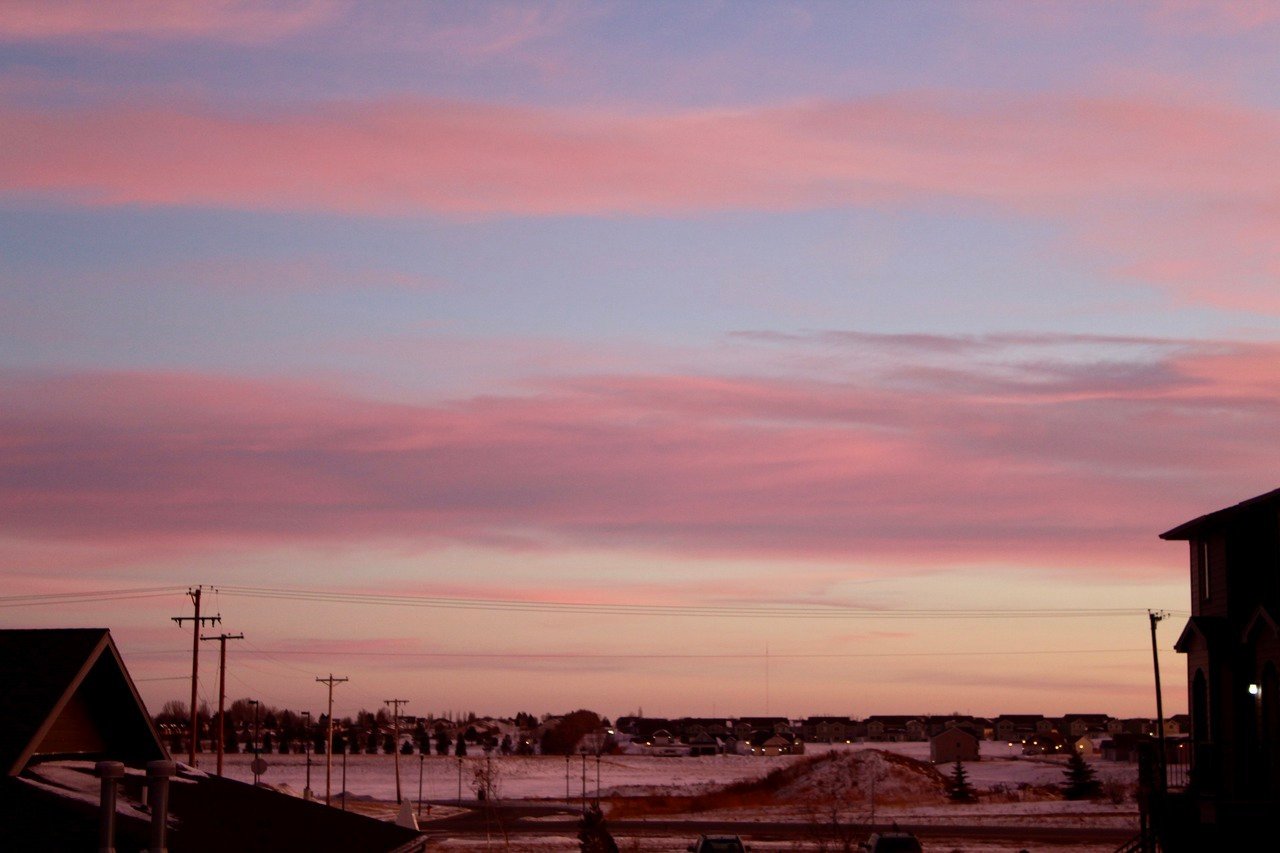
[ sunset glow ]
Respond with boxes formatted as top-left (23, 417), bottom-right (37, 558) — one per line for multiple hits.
top-left (3, 0), bottom-right (1279, 722)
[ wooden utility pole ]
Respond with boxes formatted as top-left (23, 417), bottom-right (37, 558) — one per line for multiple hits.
top-left (1149, 610), bottom-right (1168, 791)
top-left (199, 632), bottom-right (243, 777)
top-left (317, 674), bottom-right (348, 806)
top-left (385, 698), bottom-right (408, 803)
top-left (171, 586), bottom-right (219, 766)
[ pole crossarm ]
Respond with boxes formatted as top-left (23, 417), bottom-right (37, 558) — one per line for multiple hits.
top-left (384, 698), bottom-right (409, 804)
top-left (171, 586), bottom-right (220, 767)
top-left (199, 632), bottom-right (243, 777)
top-left (317, 674), bottom-right (349, 807)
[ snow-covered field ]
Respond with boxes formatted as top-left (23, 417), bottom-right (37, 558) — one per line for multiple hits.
top-left (38, 744), bottom-right (1133, 852)
top-left (216, 740), bottom-right (1137, 805)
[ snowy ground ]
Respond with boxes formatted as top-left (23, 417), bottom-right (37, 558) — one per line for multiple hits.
top-left (40, 745), bottom-right (1136, 852)
top-left (215, 741), bottom-right (1137, 806)
top-left (213, 740), bottom-right (1140, 850)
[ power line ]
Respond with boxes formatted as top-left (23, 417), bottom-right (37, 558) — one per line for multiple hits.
top-left (0, 582), bottom-right (1187, 620)
top-left (0, 587), bottom-right (185, 607)
top-left (125, 646), bottom-right (1169, 660)
top-left (215, 584), bottom-right (1183, 620)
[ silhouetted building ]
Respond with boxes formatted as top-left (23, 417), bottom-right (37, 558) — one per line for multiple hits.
top-left (1152, 487), bottom-right (1280, 849)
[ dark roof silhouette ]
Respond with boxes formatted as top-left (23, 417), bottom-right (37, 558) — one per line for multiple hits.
top-left (0, 628), bottom-right (167, 775)
top-left (1160, 486), bottom-right (1280, 539)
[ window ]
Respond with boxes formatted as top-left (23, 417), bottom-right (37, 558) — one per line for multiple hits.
top-left (1200, 539), bottom-right (1211, 600)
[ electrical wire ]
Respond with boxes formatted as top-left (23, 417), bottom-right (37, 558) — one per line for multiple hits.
top-left (214, 584), bottom-right (1183, 620)
top-left (124, 646), bottom-right (1171, 660)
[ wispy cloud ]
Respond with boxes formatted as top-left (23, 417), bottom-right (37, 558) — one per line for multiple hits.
top-left (3, 91), bottom-right (1276, 309)
top-left (3, 332), bottom-right (1275, 573)
top-left (0, 0), bottom-right (341, 44)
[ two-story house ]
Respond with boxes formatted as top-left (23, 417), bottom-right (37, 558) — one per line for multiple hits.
top-left (1157, 487), bottom-right (1280, 849)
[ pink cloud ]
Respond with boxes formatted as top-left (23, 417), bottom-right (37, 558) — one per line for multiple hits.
top-left (0, 0), bottom-right (340, 43)
top-left (1146, 0), bottom-right (1280, 34)
top-left (3, 91), bottom-right (1277, 308)
top-left (3, 334), bottom-right (1276, 575)
top-left (3, 94), bottom-right (1274, 216)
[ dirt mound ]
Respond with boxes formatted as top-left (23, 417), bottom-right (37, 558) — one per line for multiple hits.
top-left (607, 750), bottom-right (949, 817)
top-left (721, 749), bottom-right (946, 806)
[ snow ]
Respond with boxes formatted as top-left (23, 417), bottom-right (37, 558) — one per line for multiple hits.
top-left (32, 750), bottom-right (1136, 851)
top-left (213, 744), bottom-right (1137, 803)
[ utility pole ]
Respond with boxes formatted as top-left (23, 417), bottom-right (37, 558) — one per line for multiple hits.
top-left (1149, 610), bottom-right (1169, 792)
top-left (171, 586), bottom-right (219, 766)
top-left (199, 631), bottom-right (243, 777)
top-left (385, 698), bottom-right (409, 804)
top-left (316, 674), bottom-right (348, 806)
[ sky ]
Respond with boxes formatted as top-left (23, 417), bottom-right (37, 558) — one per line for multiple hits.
top-left (3, 0), bottom-right (1280, 724)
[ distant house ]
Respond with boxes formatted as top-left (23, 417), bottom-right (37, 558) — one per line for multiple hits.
top-left (682, 730), bottom-right (720, 756)
top-left (733, 717), bottom-right (791, 738)
top-left (1059, 714), bottom-right (1113, 738)
top-left (748, 731), bottom-right (803, 756)
top-left (865, 715), bottom-right (923, 742)
top-left (929, 726), bottom-right (979, 764)
top-left (1022, 730), bottom-right (1067, 755)
top-left (1102, 732), bottom-right (1142, 763)
top-left (993, 715), bottom-right (1046, 743)
top-left (801, 716), bottom-right (854, 743)
top-left (1073, 735), bottom-right (1099, 756)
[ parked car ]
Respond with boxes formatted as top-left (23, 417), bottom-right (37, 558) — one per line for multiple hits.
top-left (860, 832), bottom-right (922, 853)
top-left (688, 835), bottom-right (748, 852)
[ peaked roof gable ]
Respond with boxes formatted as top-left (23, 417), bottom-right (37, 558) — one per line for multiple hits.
top-left (1174, 616), bottom-right (1229, 654)
top-left (1242, 606), bottom-right (1280, 642)
top-left (0, 628), bottom-right (168, 775)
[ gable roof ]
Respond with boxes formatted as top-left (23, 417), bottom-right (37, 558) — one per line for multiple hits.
top-left (1242, 605), bottom-right (1280, 642)
top-left (1160, 487), bottom-right (1280, 540)
top-left (1174, 616), bottom-right (1230, 654)
top-left (0, 628), bottom-right (168, 776)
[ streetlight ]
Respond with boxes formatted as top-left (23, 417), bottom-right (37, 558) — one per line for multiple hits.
top-left (417, 752), bottom-right (425, 821)
top-left (248, 700), bottom-right (261, 786)
top-left (301, 711), bottom-right (313, 800)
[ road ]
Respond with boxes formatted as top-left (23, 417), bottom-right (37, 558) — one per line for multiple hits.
top-left (422, 801), bottom-right (1136, 847)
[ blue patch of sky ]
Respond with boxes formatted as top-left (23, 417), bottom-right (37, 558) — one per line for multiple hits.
top-left (3, 2), bottom-right (1273, 111)
top-left (0, 202), bottom-right (1242, 383)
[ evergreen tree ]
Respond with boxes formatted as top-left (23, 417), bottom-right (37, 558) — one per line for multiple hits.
top-left (1062, 748), bottom-right (1102, 800)
top-left (455, 736), bottom-right (468, 757)
top-left (577, 805), bottom-right (619, 853)
top-left (947, 759), bottom-right (977, 803)
top-left (435, 730), bottom-right (452, 756)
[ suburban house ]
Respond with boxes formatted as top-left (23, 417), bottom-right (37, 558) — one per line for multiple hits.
top-left (929, 726), bottom-right (979, 764)
top-left (992, 715), bottom-right (1049, 742)
top-left (864, 715), bottom-right (925, 742)
top-left (1058, 714), bottom-right (1113, 739)
top-left (801, 716), bottom-right (855, 743)
top-left (1149, 487), bottom-right (1280, 850)
top-left (732, 717), bottom-right (792, 741)
top-left (748, 730), bottom-right (804, 756)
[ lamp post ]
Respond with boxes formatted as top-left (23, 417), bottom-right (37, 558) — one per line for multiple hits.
top-left (301, 710), bottom-right (313, 800)
top-left (249, 700), bottom-right (261, 786)
top-left (417, 752), bottom-right (425, 821)
top-left (595, 730), bottom-right (603, 808)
